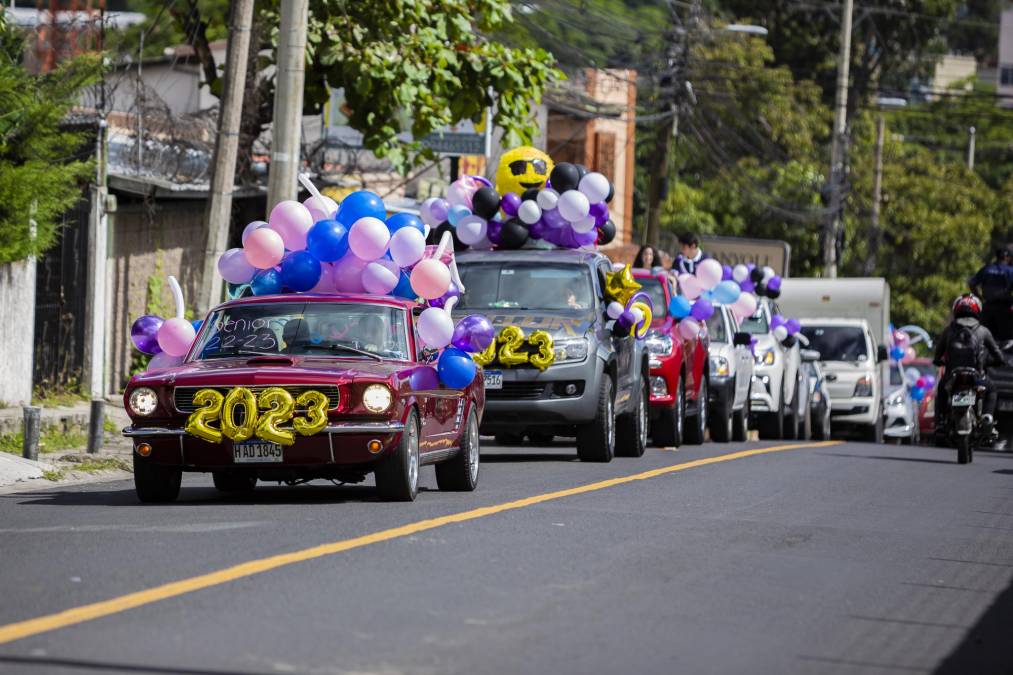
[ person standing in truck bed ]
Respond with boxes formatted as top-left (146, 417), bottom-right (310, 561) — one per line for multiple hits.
top-left (969, 247), bottom-right (1013, 342)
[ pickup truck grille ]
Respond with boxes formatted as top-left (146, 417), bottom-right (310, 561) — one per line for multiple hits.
top-left (486, 382), bottom-right (548, 401)
top-left (173, 385), bottom-right (340, 413)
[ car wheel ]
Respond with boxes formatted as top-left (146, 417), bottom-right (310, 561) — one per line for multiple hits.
top-left (732, 397), bottom-right (750, 442)
top-left (577, 376), bottom-right (615, 462)
top-left (616, 377), bottom-right (648, 457)
top-left (865, 415), bottom-right (885, 444)
top-left (685, 377), bottom-right (708, 445)
top-left (495, 432), bottom-right (524, 446)
top-left (212, 472), bottom-right (257, 493)
top-left (710, 389), bottom-right (733, 444)
top-left (435, 409), bottom-right (480, 491)
top-left (798, 398), bottom-right (812, 441)
top-left (375, 409), bottom-right (420, 501)
top-left (652, 375), bottom-right (685, 448)
top-left (783, 382), bottom-right (799, 441)
top-left (758, 391), bottom-right (785, 440)
top-left (133, 456), bottom-right (182, 504)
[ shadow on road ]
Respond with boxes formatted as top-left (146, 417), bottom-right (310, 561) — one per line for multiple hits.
top-left (933, 570), bottom-right (1013, 674)
top-left (820, 452), bottom-right (956, 465)
top-left (993, 469), bottom-right (1013, 476)
top-left (7, 483), bottom-right (383, 507)
top-left (0, 654), bottom-right (276, 675)
top-left (480, 452), bottom-right (578, 463)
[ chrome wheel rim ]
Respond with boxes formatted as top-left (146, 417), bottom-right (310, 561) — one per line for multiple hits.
top-left (407, 420), bottom-right (419, 492)
top-left (676, 379), bottom-right (684, 438)
top-left (606, 393), bottom-right (615, 450)
top-left (699, 380), bottom-right (707, 434)
top-left (468, 416), bottom-right (480, 483)
top-left (638, 384), bottom-right (648, 448)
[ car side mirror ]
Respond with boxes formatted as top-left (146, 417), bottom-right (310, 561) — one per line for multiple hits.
top-left (801, 349), bottom-right (821, 363)
top-left (733, 332), bottom-right (751, 347)
top-left (877, 345), bottom-right (889, 363)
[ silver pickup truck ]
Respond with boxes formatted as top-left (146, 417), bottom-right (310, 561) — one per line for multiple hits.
top-left (455, 249), bottom-right (649, 462)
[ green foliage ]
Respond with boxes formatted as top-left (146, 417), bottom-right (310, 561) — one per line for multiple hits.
top-left (0, 20), bottom-right (101, 264)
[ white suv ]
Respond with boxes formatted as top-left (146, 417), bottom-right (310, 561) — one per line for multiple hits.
top-left (744, 298), bottom-right (804, 440)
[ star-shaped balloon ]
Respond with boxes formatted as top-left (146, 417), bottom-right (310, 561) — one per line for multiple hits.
top-left (604, 264), bottom-right (641, 306)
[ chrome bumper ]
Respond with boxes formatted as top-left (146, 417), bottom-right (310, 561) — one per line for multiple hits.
top-left (123, 422), bottom-right (405, 437)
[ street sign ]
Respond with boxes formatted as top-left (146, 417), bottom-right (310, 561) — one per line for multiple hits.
top-left (701, 235), bottom-right (791, 276)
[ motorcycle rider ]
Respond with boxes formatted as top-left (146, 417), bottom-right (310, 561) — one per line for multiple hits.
top-left (969, 248), bottom-right (1013, 341)
top-left (933, 294), bottom-right (1005, 445)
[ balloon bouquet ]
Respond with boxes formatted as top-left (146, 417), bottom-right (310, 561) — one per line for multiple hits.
top-left (131, 176), bottom-right (496, 388)
top-left (419, 146), bottom-right (617, 251)
top-left (667, 259), bottom-right (756, 340)
top-left (890, 326), bottom-right (934, 402)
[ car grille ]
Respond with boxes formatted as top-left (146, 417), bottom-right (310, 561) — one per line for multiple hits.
top-left (173, 385), bottom-right (340, 413)
top-left (486, 382), bottom-right (549, 401)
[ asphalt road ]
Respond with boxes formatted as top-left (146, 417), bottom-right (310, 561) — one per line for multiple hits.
top-left (0, 438), bottom-right (1012, 675)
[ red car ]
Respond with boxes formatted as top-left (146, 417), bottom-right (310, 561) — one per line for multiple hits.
top-left (632, 270), bottom-right (709, 446)
top-left (910, 357), bottom-right (939, 441)
top-left (123, 294), bottom-right (484, 503)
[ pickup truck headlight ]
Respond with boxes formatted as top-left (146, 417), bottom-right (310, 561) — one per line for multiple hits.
top-left (362, 384), bottom-right (393, 413)
top-left (756, 349), bottom-right (775, 366)
top-left (854, 377), bottom-right (873, 398)
top-left (553, 338), bottom-right (589, 364)
top-left (710, 356), bottom-right (730, 377)
top-left (128, 387), bottom-right (158, 416)
top-left (645, 332), bottom-right (674, 356)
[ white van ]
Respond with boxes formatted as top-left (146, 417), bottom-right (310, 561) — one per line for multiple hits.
top-left (798, 318), bottom-right (888, 442)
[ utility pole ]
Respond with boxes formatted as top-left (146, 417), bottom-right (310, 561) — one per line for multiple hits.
top-left (197, 0), bottom-right (256, 316)
top-left (863, 115), bottom-right (885, 276)
top-left (266, 0), bottom-right (309, 208)
top-left (822, 0), bottom-right (854, 278)
top-left (967, 125), bottom-right (976, 170)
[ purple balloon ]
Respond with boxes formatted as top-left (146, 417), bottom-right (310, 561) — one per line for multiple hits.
top-left (500, 193), bottom-right (521, 218)
top-left (574, 228), bottom-right (598, 248)
top-left (740, 279), bottom-right (755, 293)
top-left (721, 265), bottom-right (733, 281)
top-left (529, 219), bottom-right (547, 240)
top-left (429, 281), bottom-right (461, 309)
top-left (785, 318), bottom-right (801, 335)
top-left (468, 174), bottom-right (493, 188)
top-left (770, 314), bottom-right (786, 330)
top-left (589, 201), bottom-right (609, 227)
top-left (541, 207), bottom-right (568, 229)
top-left (409, 367), bottom-right (441, 391)
top-left (131, 315), bottom-right (164, 355)
top-left (429, 198), bottom-right (449, 223)
top-left (690, 299), bottom-right (714, 321)
top-left (451, 314), bottom-right (495, 353)
top-left (767, 275), bottom-right (782, 292)
top-left (616, 310), bottom-right (636, 332)
top-left (486, 219), bottom-right (503, 246)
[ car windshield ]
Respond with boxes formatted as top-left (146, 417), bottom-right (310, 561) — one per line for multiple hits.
top-left (706, 311), bottom-right (727, 342)
top-left (457, 262), bottom-right (594, 311)
top-left (192, 302), bottom-right (409, 361)
top-left (738, 307), bottom-right (769, 335)
top-left (800, 325), bottom-right (868, 362)
top-left (634, 276), bottom-right (668, 317)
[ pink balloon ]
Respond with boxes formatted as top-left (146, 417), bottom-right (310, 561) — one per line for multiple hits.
top-left (269, 200), bottom-right (314, 251)
top-left (417, 307), bottom-right (454, 349)
top-left (157, 317), bottom-right (196, 358)
top-left (244, 228), bottom-right (285, 269)
top-left (331, 252), bottom-right (369, 293)
top-left (903, 346), bottom-right (917, 363)
top-left (218, 248), bottom-right (257, 284)
top-left (732, 293), bottom-right (758, 318)
top-left (410, 259), bottom-right (451, 300)
top-left (348, 217), bottom-right (390, 261)
top-left (309, 263), bottom-right (336, 293)
top-left (681, 276), bottom-right (702, 300)
top-left (241, 220), bottom-right (269, 245)
top-left (389, 227), bottom-right (426, 267)
top-left (678, 319), bottom-right (702, 340)
top-left (362, 260), bottom-right (400, 295)
top-left (146, 352), bottom-right (183, 372)
top-left (695, 259), bottom-right (723, 290)
top-left (303, 195), bottom-right (338, 223)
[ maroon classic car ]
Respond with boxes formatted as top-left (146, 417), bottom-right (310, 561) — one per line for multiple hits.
top-left (123, 294), bottom-right (484, 503)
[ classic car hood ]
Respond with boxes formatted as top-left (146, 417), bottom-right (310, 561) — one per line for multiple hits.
top-left (464, 309), bottom-right (595, 340)
top-left (132, 355), bottom-right (410, 388)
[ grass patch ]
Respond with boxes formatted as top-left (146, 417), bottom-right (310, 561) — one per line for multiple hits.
top-left (0, 432), bottom-right (23, 455)
top-left (0, 427), bottom-right (88, 455)
top-left (32, 385), bottom-right (88, 408)
top-left (43, 456), bottom-right (131, 481)
top-left (103, 416), bottom-right (117, 434)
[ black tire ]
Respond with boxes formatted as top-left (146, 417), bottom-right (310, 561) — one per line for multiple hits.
top-left (758, 391), bottom-right (785, 440)
top-left (956, 435), bottom-right (971, 464)
top-left (783, 381), bottom-right (799, 441)
top-left (375, 409), bottom-right (420, 501)
top-left (798, 398), bottom-right (812, 441)
top-left (684, 377), bottom-right (708, 445)
top-left (436, 409), bottom-right (480, 491)
top-left (616, 376), bottom-right (648, 457)
top-left (212, 472), bottom-right (257, 493)
top-left (813, 402), bottom-right (831, 441)
top-left (732, 396), bottom-right (750, 442)
top-left (495, 432), bottom-right (524, 446)
top-left (652, 375), bottom-right (685, 448)
top-left (133, 457), bottom-right (182, 504)
top-left (865, 415), bottom-right (885, 444)
top-left (710, 391), bottom-right (733, 444)
top-left (577, 376), bottom-right (615, 462)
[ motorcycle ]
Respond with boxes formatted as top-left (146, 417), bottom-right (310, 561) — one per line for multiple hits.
top-left (945, 367), bottom-right (987, 464)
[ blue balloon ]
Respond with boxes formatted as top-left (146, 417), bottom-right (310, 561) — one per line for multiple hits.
top-left (910, 385), bottom-right (925, 402)
top-left (669, 295), bottom-right (693, 319)
top-left (251, 268), bottom-right (283, 296)
top-left (447, 204), bottom-right (471, 227)
top-left (890, 346), bottom-right (905, 361)
top-left (335, 190), bottom-right (386, 227)
top-left (280, 250), bottom-right (322, 292)
top-left (306, 219), bottom-right (349, 262)
top-left (386, 212), bottom-right (425, 236)
top-left (713, 280), bottom-right (741, 305)
top-left (191, 319), bottom-right (203, 332)
top-left (391, 271), bottom-right (416, 300)
top-left (438, 347), bottom-right (478, 389)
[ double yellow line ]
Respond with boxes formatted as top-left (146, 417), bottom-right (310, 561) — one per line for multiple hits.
top-left (0, 441), bottom-right (836, 646)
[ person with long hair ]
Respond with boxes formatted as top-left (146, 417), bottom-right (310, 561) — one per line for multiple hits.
top-left (633, 245), bottom-right (663, 270)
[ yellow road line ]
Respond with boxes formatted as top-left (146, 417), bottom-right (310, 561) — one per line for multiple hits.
top-left (0, 440), bottom-right (838, 646)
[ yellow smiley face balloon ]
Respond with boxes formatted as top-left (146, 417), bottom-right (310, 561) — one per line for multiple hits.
top-left (496, 146), bottom-right (554, 196)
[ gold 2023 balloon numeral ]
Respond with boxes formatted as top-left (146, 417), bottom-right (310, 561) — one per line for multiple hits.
top-left (472, 326), bottom-right (556, 371)
top-left (186, 387), bottom-right (330, 445)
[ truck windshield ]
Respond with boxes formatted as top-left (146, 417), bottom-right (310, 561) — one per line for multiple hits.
top-left (738, 308), bottom-right (769, 335)
top-left (706, 312), bottom-right (727, 342)
top-left (457, 262), bottom-right (594, 311)
top-left (192, 302), bottom-right (409, 361)
top-left (633, 276), bottom-right (668, 317)
top-left (800, 326), bottom-right (868, 362)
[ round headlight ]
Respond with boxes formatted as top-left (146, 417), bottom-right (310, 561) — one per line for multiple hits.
top-left (129, 387), bottom-right (159, 416)
top-left (362, 384), bottom-right (393, 413)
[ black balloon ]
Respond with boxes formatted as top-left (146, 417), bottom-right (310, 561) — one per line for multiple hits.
top-left (612, 322), bottom-right (631, 338)
top-left (597, 219), bottom-right (616, 246)
top-left (428, 221), bottom-right (460, 249)
top-left (471, 186), bottom-right (501, 220)
top-left (499, 218), bottom-right (530, 249)
top-left (575, 164), bottom-right (589, 180)
top-left (549, 163), bottom-right (580, 192)
top-left (754, 281), bottom-right (767, 297)
top-left (750, 267), bottom-right (765, 284)
top-left (768, 288), bottom-right (782, 300)
top-left (604, 180), bottom-right (615, 203)
top-left (521, 188), bottom-right (540, 203)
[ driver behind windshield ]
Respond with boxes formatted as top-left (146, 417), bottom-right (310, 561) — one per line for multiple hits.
top-left (282, 318), bottom-right (309, 353)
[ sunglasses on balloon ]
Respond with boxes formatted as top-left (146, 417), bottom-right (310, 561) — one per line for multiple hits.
top-left (509, 159), bottom-right (548, 176)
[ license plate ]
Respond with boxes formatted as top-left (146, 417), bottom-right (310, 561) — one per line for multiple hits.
top-left (233, 440), bottom-right (283, 463)
top-left (951, 391), bottom-right (976, 407)
top-left (484, 370), bottom-right (503, 390)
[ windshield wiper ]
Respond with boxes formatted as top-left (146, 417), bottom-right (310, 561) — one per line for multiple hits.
top-left (303, 343), bottom-right (383, 361)
top-left (202, 349), bottom-right (277, 359)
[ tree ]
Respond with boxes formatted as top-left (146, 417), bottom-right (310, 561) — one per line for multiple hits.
top-left (0, 18), bottom-right (101, 264)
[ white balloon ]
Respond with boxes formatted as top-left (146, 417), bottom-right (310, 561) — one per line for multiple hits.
top-left (518, 200), bottom-right (542, 225)
top-left (607, 301), bottom-right (624, 319)
top-left (732, 264), bottom-right (749, 283)
top-left (631, 307), bottom-right (644, 324)
top-left (557, 190), bottom-right (590, 222)
top-left (773, 325), bottom-right (788, 341)
top-left (762, 266), bottom-right (775, 282)
top-left (456, 214), bottom-right (488, 246)
top-left (389, 227), bottom-right (426, 267)
top-left (571, 214), bottom-right (597, 233)
top-left (417, 307), bottom-right (455, 349)
top-left (536, 189), bottom-right (559, 211)
top-left (578, 172), bottom-right (610, 204)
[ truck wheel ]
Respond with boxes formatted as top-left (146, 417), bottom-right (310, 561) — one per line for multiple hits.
top-left (616, 377), bottom-right (648, 457)
top-left (212, 472), bottom-right (256, 493)
top-left (435, 409), bottom-right (480, 491)
top-left (684, 377), bottom-right (708, 445)
top-left (133, 457), bottom-right (182, 504)
top-left (577, 376), bottom-right (615, 462)
top-left (732, 397), bottom-right (750, 442)
top-left (652, 376), bottom-right (684, 448)
top-left (710, 391), bottom-right (733, 444)
top-left (758, 392), bottom-right (785, 440)
top-left (375, 409), bottom-right (420, 501)
top-left (864, 415), bottom-right (884, 444)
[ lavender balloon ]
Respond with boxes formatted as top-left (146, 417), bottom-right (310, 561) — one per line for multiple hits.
top-left (131, 315), bottom-right (164, 355)
top-left (429, 198), bottom-right (450, 223)
top-left (451, 314), bottom-right (495, 353)
top-left (500, 193), bottom-right (521, 218)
